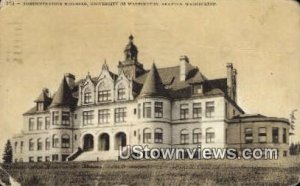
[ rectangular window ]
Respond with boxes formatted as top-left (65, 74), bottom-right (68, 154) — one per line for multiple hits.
top-left (143, 102), bottom-right (151, 118)
top-left (206, 132), bottom-right (215, 143)
top-left (245, 128), bottom-right (253, 143)
top-left (272, 127), bottom-right (279, 143)
top-left (143, 133), bottom-right (151, 143)
top-left (29, 157), bottom-right (34, 162)
top-left (20, 141), bottom-right (23, 153)
top-left (180, 134), bottom-right (189, 144)
top-left (83, 111), bottom-right (94, 125)
top-left (193, 103), bottom-right (202, 119)
top-left (98, 109), bottom-right (110, 124)
top-left (45, 140), bottom-right (50, 150)
top-left (154, 102), bottom-right (163, 118)
top-left (52, 154), bottom-right (59, 162)
top-left (14, 142), bottom-right (17, 154)
top-left (37, 140), bottom-right (42, 151)
top-left (52, 111), bottom-right (59, 125)
top-left (45, 156), bottom-right (50, 162)
top-left (37, 117), bottom-right (43, 130)
top-left (138, 104), bottom-right (141, 119)
top-left (283, 128), bottom-right (287, 143)
top-left (37, 103), bottom-right (44, 111)
top-left (37, 157), bottom-right (43, 162)
top-left (180, 104), bottom-right (189, 120)
top-left (62, 112), bottom-right (70, 126)
top-left (29, 118), bottom-right (34, 131)
top-left (115, 107), bottom-right (126, 123)
top-left (193, 132), bottom-right (202, 144)
top-left (84, 92), bottom-right (92, 104)
top-left (98, 90), bottom-right (111, 102)
top-left (29, 140), bottom-right (34, 151)
top-left (118, 88), bottom-right (126, 100)
top-left (258, 127), bottom-right (267, 143)
top-left (154, 129), bottom-right (163, 143)
top-left (205, 101), bottom-right (215, 118)
top-left (45, 117), bottom-right (50, 129)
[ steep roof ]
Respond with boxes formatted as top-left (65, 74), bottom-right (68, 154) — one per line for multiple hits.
top-left (49, 77), bottom-right (76, 108)
top-left (138, 63), bottom-right (168, 98)
top-left (34, 89), bottom-right (51, 103)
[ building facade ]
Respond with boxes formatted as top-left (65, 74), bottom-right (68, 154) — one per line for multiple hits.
top-left (11, 35), bottom-right (290, 162)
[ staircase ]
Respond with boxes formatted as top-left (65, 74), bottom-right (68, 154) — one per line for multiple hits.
top-left (73, 150), bottom-right (119, 161)
top-left (66, 147), bottom-right (83, 161)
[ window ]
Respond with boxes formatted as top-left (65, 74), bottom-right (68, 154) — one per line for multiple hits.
top-left (52, 111), bottom-right (59, 125)
top-left (193, 103), bottom-right (202, 119)
top-left (193, 128), bottom-right (202, 144)
top-left (37, 157), bottom-right (43, 162)
top-left (29, 157), bottom-right (34, 162)
top-left (258, 127), bottom-right (267, 143)
top-left (62, 112), bottom-right (70, 126)
top-left (193, 84), bottom-right (202, 94)
top-left (37, 138), bottom-right (43, 150)
top-left (205, 102), bottom-right (215, 118)
top-left (53, 135), bottom-right (59, 148)
top-left (206, 128), bottom-right (215, 143)
top-left (83, 111), bottom-right (94, 125)
top-left (283, 128), bottom-right (287, 143)
top-left (245, 128), bottom-right (253, 143)
top-left (29, 139), bottom-right (34, 151)
top-left (45, 156), bottom-right (51, 162)
top-left (272, 128), bottom-right (279, 143)
top-left (283, 151), bottom-right (287, 157)
top-left (37, 117), bottom-right (43, 130)
top-left (155, 102), bottom-right (163, 118)
top-left (117, 84), bottom-right (126, 100)
top-left (14, 142), bottom-right (17, 154)
top-left (115, 107), bottom-right (126, 123)
top-left (154, 128), bottom-right (163, 143)
top-left (138, 104), bottom-right (141, 119)
top-left (180, 129), bottom-right (189, 144)
top-left (20, 141), bottom-right (23, 153)
top-left (29, 118), bottom-right (34, 131)
top-left (143, 128), bottom-right (151, 143)
top-left (45, 138), bottom-right (51, 150)
top-left (62, 134), bottom-right (70, 148)
top-left (52, 154), bottom-right (59, 162)
top-left (143, 102), bottom-right (151, 118)
top-left (84, 88), bottom-right (93, 104)
top-left (45, 117), bottom-right (50, 129)
top-left (98, 90), bottom-right (111, 102)
top-left (37, 103), bottom-right (43, 111)
top-left (180, 104), bottom-right (189, 120)
top-left (98, 109), bottom-right (110, 124)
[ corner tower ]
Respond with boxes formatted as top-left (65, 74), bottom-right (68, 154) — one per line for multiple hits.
top-left (118, 35), bottom-right (145, 79)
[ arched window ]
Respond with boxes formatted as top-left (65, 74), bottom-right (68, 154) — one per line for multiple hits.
top-left (98, 82), bottom-right (111, 102)
top-left (83, 87), bottom-right (92, 104)
top-left (206, 128), bottom-right (215, 143)
top-left (61, 134), bottom-right (70, 148)
top-left (37, 138), bottom-right (43, 151)
top-left (53, 134), bottom-right (59, 148)
top-left (117, 83), bottom-right (126, 100)
top-left (180, 129), bottom-right (189, 144)
top-left (45, 138), bottom-right (51, 150)
top-left (29, 139), bottom-right (34, 151)
top-left (143, 128), bottom-right (151, 143)
top-left (193, 128), bottom-right (202, 144)
top-left (154, 128), bottom-right (163, 143)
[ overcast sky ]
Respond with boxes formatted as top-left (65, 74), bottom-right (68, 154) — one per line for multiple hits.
top-left (0, 0), bottom-right (299, 157)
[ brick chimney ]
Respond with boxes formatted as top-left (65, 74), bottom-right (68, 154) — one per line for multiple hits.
top-left (226, 63), bottom-right (237, 102)
top-left (180, 55), bottom-right (189, 81)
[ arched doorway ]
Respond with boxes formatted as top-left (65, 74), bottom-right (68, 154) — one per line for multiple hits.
top-left (99, 133), bottom-right (110, 151)
top-left (83, 134), bottom-right (94, 151)
top-left (115, 132), bottom-right (126, 150)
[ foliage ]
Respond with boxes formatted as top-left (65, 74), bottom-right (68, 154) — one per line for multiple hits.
top-left (2, 140), bottom-right (12, 164)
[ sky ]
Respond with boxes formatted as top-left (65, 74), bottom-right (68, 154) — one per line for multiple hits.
top-left (0, 0), bottom-right (299, 157)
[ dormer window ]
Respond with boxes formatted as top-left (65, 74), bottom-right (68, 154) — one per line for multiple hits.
top-left (117, 84), bottom-right (126, 100)
top-left (37, 103), bottom-right (44, 111)
top-left (98, 82), bottom-right (111, 102)
top-left (84, 88), bottom-right (93, 104)
top-left (193, 84), bottom-right (202, 94)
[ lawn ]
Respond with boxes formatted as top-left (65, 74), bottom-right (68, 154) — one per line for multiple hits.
top-left (2, 157), bottom-right (300, 186)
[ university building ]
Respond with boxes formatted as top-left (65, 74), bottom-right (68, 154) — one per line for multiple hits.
top-left (11, 35), bottom-right (290, 162)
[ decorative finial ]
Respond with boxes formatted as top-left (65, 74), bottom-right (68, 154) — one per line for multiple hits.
top-left (129, 34), bottom-right (134, 41)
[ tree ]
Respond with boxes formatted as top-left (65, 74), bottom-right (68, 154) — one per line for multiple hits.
top-left (2, 140), bottom-right (12, 163)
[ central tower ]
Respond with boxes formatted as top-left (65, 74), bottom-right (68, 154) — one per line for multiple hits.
top-left (118, 35), bottom-right (145, 79)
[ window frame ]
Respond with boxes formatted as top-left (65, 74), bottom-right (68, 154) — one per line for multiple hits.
top-left (205, 101), bottom-right (215, 118)
top-left (83, 110), bottom-right (94, 125)
top-left (193, 103), bottom-right (202, 119)
top-left (154, 102), bottom-right (163, 118)
top-left (154, 128), bottom-right (163, 143)
top-left (115, 107), bottom-right (126, 123)
top-left (98, 109), bottom-right (110, 124)
top-left (180, 129), bottom-right (189, 144)
top-left (143, 102), bottom-right (152, 118)
top-left (143, 128), bottom-right (152, 144)
top-left (180, 104), bottom-right (189, 120)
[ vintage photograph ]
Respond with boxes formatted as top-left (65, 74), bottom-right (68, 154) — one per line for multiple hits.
top-left (0, 0), bottom-right (299, 185)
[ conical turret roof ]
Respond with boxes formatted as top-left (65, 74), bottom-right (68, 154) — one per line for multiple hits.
top-left (139, 63), bottom-right (168, 98)
top-left (49, 77), bottom-right (75, 108)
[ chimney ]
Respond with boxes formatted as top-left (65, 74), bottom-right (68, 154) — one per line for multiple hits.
top-left (180, 55), bottom-right (189, 81)
top-left (226, 63), bottom-right (233, 99)
top-left (232, 68), bottom-right (237, 102)
top-left (64, 73), bottom-right (75, 89)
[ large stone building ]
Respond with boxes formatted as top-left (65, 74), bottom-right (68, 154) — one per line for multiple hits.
top-left (11, 35), bottom-right (290, 162)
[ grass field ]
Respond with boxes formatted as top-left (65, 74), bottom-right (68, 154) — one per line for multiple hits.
top-left (2, 157), bottom-right (300, 186)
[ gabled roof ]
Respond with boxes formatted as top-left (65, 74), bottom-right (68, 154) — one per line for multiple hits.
top-left (34, 89), bottom-right (51, 103)
top-left (49, 77), bottom-right (76, 108)
top-left (138, 63), bottom-right (168, 98)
